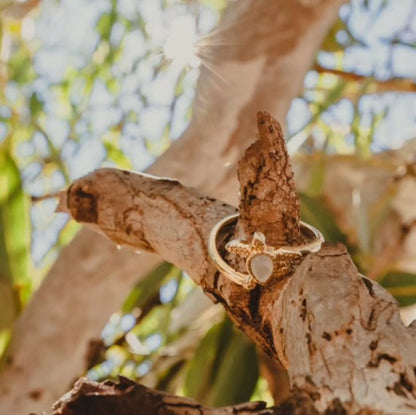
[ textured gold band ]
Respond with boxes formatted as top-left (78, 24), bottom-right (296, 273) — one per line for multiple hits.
top-left (208, 213), bottom-right (324, 289)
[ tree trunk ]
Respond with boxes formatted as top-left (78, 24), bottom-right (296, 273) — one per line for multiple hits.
top-left (0, 1), bottom-right (347, 413)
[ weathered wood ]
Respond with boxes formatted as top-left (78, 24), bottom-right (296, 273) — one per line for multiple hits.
top-left (51, 377), bottom-right (273, 415)
top-left (236, 112), bottom-right (303, 246)
top-left (50, 376), bottom-right (354, 415)
top-left (55, 113), bottom-right (416, 414)
top-left (56, 114), bottom-right (303, 362)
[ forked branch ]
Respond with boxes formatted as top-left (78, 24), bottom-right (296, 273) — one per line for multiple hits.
top-left (55, 112), bottom-right (416, 415)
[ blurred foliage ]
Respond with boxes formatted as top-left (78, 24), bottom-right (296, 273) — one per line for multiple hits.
top-left (380, 271), bottom-right (416, 307)
top-left (0, 0), bottom-right (415, 407)
top-left (300, 193), bottom-right (348, 245)
top-left (184, 317), bottom-right (259, 406)
top-left (0, 146), bottom-right (32, 357)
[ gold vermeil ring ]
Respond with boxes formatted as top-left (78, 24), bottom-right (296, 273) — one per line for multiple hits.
top-left (208, 213), bottom-right (324, 290)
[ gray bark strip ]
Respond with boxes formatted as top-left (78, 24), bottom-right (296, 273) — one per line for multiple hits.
top-left (0, 1), bottom-right (346, 413)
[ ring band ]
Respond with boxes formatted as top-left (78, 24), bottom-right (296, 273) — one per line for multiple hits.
top-left (208, 213), bottom-right (324, 289)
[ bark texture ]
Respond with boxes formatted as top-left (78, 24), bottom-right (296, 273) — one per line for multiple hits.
top-left (49, 376), bottom-right (354, 415)
top-left (236, 112), bottom-right (303, 246)
top-left (53, 113), bottom-right (416, 414)
top-left (51, 377), bottom-right (272, 415)
top-left (0, 1), bottom-right (347, 413)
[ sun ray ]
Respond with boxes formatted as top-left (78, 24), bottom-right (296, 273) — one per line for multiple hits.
top-left (199, 59), bottom-right (228, 86)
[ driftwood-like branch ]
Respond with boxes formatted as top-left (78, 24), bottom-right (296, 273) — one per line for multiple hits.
top-left (51, 376), bottom-right (350, 415)
top-left (51, 377), bottom-right (273, 415)
top-left (56, 113), bottom-right (302, 360)
top-left (54, 375), bottom-right (363, 415)
top-left (55, 112), bottom-right (416, 414)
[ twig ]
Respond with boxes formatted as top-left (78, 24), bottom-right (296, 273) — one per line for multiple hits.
top-left (314, 64), bottom-right (416, 94)
top-left (31, 192), bottom-right (60, 203)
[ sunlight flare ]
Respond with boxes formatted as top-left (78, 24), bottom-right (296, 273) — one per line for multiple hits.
top-left (163, 15), bottom-right (200, 69)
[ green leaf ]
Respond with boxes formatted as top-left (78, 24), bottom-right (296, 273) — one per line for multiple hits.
top-left (307, 154), bottom-right (326, 197)
top-left (184, 317), bottom-right (259, 407)
top-left (103, 130), bottom-right (132, 169)
top-left (29, 92), bottom-right (43, 117)
top-left (321, 19), bottom-right (347, 52)
top-left (300, 193), bottom-right (347, 244)
top-left (174, 69), bottom-right (187, 96)
top-left (379, 271), bottom-right (416, 307)
top-left (183, 318), bottom-right (225, 401)
top-left (208, 324), bottom-right (259, 406)
top-left (96, 6), bottom-right (116, 40)
top-left (57, 220), bottom-right (80, 248)
top-left (96, 14), bottom-right (112, 39)
top-left (0, 149), bottom-right (32, 327)
top-left (122, 262), bottom-right (174, 313)
top-left (0, 329), bottom-right (11, 364)
top-left (155, 360), bottom-right (185, 391)
top-left (0, 281), bottom-right (15, 330)
top-left (7, 47), bottom-right (35, 84)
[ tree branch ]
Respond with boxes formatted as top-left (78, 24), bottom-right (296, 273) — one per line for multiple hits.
top-left (57, 112), bottom-right (416, 414)
top-left (51, 377), bottom-right (273, 415)
top-left (58, 163), bottom-right (278, 359)
top-left (51, 375), bottom-right (358, 415)
top-left (56, 113), bottom-right (307, 362)
top-left (313, 64), bottom-right (416, 95)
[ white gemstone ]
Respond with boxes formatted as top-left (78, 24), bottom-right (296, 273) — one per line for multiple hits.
top-left (249, 254), bottom-right (273, 282)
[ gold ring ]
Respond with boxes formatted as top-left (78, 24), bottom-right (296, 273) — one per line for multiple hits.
top-left (208, 213), bottom-right (324, 289)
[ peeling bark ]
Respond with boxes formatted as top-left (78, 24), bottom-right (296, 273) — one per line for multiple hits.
top-left (53, 113), bottom-right (416, 414)
top-left (0, 1), bottom-right (348, 413)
